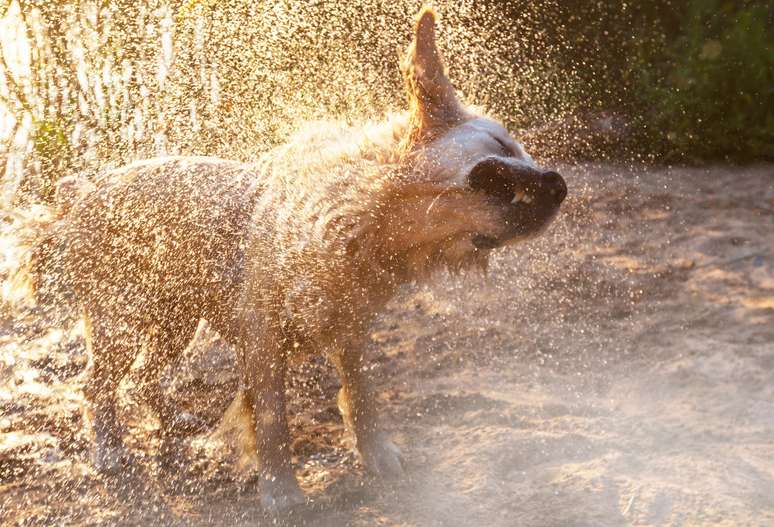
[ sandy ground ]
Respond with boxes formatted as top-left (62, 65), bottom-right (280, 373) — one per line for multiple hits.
top-left (1, 163), bottom-right (773, 526)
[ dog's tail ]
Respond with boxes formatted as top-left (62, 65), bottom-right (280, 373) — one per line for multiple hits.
top-left (2, 176), bottom-right (94, 314)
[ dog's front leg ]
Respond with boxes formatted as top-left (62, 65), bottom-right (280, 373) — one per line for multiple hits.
top-left (332, 345), bottom-right (404, 479)
top-left (240, 328), bottom-right (305, 513)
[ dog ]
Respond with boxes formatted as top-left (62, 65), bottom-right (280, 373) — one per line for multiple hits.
top-left (17, 6), bottom-right (566, 512)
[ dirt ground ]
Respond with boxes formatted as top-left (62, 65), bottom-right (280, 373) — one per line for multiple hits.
top-left (1, 163), bottom-right (773, 526)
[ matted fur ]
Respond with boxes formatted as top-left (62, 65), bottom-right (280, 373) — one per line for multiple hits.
top-left (9, 6), bottom-right (566, 511)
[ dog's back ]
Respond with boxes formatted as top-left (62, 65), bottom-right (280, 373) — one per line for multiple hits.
top-left (27, 156), bottom-right (262, 335)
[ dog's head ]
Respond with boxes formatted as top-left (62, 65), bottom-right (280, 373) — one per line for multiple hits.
top-left (386, 7), bottom-right (566, 272)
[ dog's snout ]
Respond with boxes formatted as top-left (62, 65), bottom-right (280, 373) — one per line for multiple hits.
top-left (542, 171), bottom-right (567, 205)
top-left (469, 159), bottom-right (567, 206)
top-left (467, 159), bottom-right (515, 202)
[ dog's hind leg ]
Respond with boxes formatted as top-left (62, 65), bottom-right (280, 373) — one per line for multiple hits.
top-left (332, 344), bottom-right (404, 479)
top-left (133, 317), bottom-right (203, 465)
top-left (82, 309), bottom-right (143, 475)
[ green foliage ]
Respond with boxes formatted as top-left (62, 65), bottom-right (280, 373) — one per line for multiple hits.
top-left (632, 0), bottom-right (774, 161)
top-left (29, 119), bottom-right (73, 202)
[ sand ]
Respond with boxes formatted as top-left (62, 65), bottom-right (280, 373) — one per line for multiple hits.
top-left (1, 163), bottom-right (773, 526)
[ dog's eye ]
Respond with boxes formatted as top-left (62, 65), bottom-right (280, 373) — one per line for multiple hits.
top-left (492, 137), bottom-right (514, 157)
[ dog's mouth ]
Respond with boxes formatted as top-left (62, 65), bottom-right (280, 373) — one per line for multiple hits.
top-left (472, 194), bottom-right (564, 250)
top-left (467, 160), bottom-right (567, 250)
top-left (472, 233), bottom-right (500, 250)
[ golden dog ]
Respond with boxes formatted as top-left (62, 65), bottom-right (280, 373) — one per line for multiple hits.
top-left (19, 7), bottom-right (566, 512)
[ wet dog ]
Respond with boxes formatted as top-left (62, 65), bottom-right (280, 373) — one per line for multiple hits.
top-left (18, 6), bottom-right (566, 512)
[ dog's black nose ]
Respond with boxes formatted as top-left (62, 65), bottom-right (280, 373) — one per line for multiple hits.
top-left (542, 171), bottom-right (567, 205)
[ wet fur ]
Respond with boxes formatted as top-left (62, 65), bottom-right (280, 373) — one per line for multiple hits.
top-left (11, 6), bottom-right (564, 511)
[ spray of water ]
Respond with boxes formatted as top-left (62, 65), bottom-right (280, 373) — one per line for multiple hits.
top-left (0, 0), bottom-right (582, 204)
top-left (1, 2), bottom-right (772, 527)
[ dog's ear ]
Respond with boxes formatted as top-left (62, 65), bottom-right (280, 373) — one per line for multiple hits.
top-left (401, 7), bottom-right (465, 148)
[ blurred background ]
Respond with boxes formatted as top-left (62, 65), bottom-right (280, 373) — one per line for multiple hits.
top-left (1, 0), bottom-right (772, 206)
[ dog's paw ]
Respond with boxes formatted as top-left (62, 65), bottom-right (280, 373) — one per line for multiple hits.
top-left (260, 476), bottom-right (307, 515)
top-left (360, 436), bottom-right (405, 480)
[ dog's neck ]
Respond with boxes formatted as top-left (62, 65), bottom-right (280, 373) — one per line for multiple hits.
top-left (331, 117), bottom-right (491, 285)
top-left (347, 173), bottom-right (491, 290)
top-left (263, 112), bottom-right (488, 294)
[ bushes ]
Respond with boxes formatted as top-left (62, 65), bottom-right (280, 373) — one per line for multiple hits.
top-left (532, 0), bottom-right (774, 162)
top-left (630, 0), bottom-right (774, 161)
top-left (459, 0), bottom-right (774, 162)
